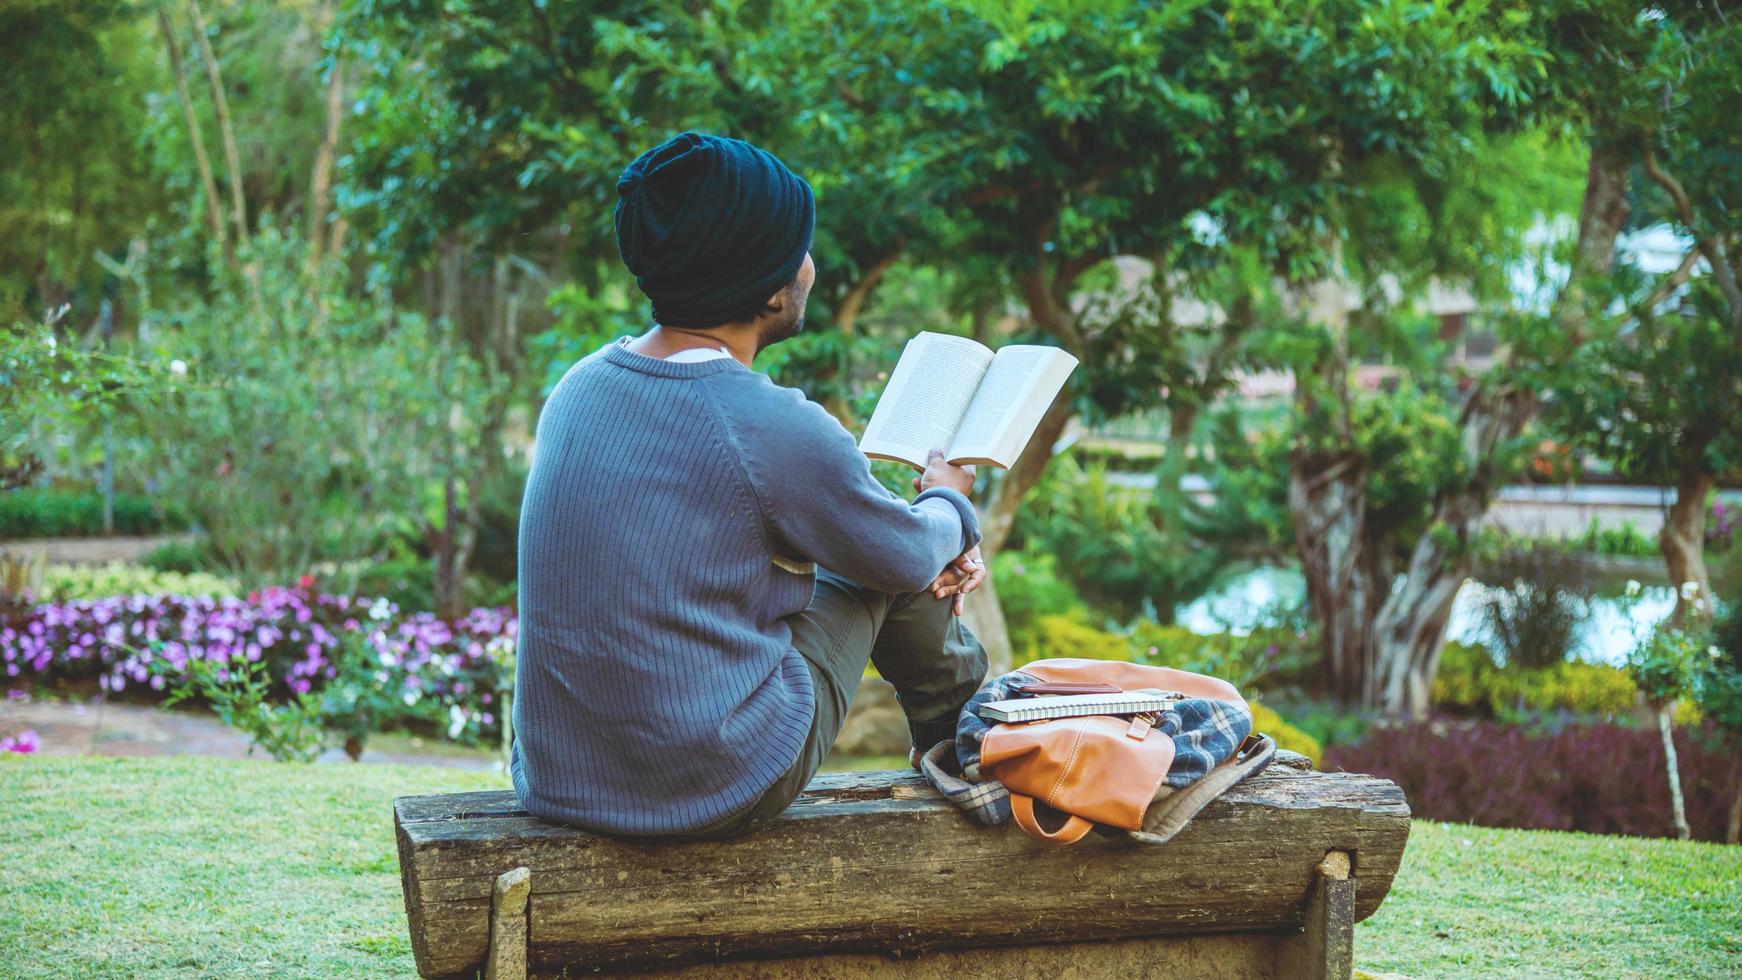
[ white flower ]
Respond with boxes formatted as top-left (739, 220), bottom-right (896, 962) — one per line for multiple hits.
top-left (369, 598), bottom-right (392, 621)
top-left (1712, 646), bottom-right (1725, 661)
top-left (447, 705), bottom-right (467, 739)
top-left (169, 358), bottom-right (187, 377)
top-left (43, 333), bottom-right (56, 351)
top-left (401, 690), bottom-right (418, 706)
top-left (1625, 580), bottom-right (1642, 598)
top-left (1680, 581), bottom-right (1701, 601)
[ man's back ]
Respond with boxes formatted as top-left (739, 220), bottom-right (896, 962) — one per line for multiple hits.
top-left (511, 337), bottom-right (976, 835)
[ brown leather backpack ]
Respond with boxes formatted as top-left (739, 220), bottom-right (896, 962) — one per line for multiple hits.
top-left (969, 659), bottom-right (1273, 844)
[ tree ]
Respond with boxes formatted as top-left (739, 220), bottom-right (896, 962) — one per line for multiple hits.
top-left (1273, 0), bottom-right (1742, 716)
top-left (1554, 280), bottom-right (1742, 624)
top-left (1, 1), bottom-right (168, 322)
top-left (1548, 0), bottom-right (1742, 625)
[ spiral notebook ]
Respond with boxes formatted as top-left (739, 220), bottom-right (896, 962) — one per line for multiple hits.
top-left (976, 691), bottom-right (1184, 723)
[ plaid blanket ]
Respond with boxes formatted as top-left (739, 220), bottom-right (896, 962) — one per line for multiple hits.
top-left (919, 664), bottom-right (1253, 830)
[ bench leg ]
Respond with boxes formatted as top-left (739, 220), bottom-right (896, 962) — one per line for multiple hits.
top-left (485, 867), bottom-right (532, 980)
top-left (1276, 850), bottom-right (1354, 980)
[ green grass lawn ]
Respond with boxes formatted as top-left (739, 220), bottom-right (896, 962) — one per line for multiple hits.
top-left (2, 757), bottom-right (1737, 978)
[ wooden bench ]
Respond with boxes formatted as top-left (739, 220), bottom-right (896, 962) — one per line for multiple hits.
top-left (394, 752), bottom-right (1409, 979)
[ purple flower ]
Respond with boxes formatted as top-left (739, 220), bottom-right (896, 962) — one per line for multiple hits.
top-left (1, 729), bottom-right (39, 754)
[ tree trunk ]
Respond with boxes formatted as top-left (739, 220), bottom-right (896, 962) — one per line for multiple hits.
top-left (1727, 756), bottom-right (1742, 846)
top-left (1367, 387), bottom-right (1536, 716)
top-left (1657, 702), bottom-right (1690, 841)
top-left (187, 0), bottom-right (248, 246)
top-left (1290, 448), bottom-right (1381, 705)
top-left (155, 4), bottom-right (227, 253)
top-left (834, 250), bottom-right (901, 337)
top-left (307, 0), bottom-right (344, 268)
top-left (1661, 465), bottom-right (1714, 625)
top-left (964, 393), bottom-right (1074, 677)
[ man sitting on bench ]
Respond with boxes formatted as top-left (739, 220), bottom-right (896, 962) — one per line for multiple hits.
top-left (510, 131), bottom-right (989, 839)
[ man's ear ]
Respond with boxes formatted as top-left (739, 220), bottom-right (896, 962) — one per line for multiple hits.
top-left (760, 283), bottom-right (790, 317)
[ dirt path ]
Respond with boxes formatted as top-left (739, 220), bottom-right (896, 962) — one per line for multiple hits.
top-left (0, 697), bottom-right (501, 771)
top-left (0, 532), bottom-right (200, 565)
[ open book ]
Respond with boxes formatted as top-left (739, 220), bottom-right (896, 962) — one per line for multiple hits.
top-left (858, 332), bottom-right (1079, 470)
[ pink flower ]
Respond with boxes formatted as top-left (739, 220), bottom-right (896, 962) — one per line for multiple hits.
top-left (298, 574), bottom-right (316, 589)
top-left (1, 729), bottom-right (39, 754)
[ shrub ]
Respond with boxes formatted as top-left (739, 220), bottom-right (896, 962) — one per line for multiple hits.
top-left (1432, 641), bottom-right (1644, 720)
top-left (139, 536), bottom-right (214, 574)
top-left (1011, 456), bottom-right (1225, 623)
top-left (992, 549), bottom-right (1093, 642)
top-left (1250, 701), bottom-right (1322, 767)
top-left (0, 487), bottom-right (190, 539)
top-left (40, 561), bottom-right (238, 602)
top-left (1326, 718), bottom-right (1740, 842)
top-left (1478, 544), bottom-right (1594, 669)
top-left (1572, 517), bottom-right (1660, 558)
top-left (1012, 613), bottom-right (1130, 666)
top-left (1134, 622), bottom-right (1317, 691)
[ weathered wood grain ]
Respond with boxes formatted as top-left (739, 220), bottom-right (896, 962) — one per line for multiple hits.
top-left (395, 766), bottom-right (1409, 979)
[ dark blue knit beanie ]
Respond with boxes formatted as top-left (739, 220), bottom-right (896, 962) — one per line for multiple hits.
top-left (613, 131), bottom-right (816, 328)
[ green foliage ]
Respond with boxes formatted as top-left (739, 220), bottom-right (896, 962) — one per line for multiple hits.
top-left (1432, 641), bottom-right (1641, 720)
top-left (1009, 604), bottom-right (1316, 697)
top-left (0, 1), bottom-right (168, 323)
top-left (1477, 544), bottom-right (1595, 669)
top-left (139, 536), bottom-right (213, 574)
top-left (38, 560), bottom-right (238, 602)
top-left (1013, 613), bottom-right (1132, 666)
top-left (1197, 408), bottom-right (1294, 559)
top-left (2, 316), bottom-right (164, 491)
top-left (1204, 380), bottom-right (1477, 565)
top-left (1012, 455), bottom-right (1225, 623)
top-left (1572, 518), bottom-right (1662, 559)
top-left (1249, 701), bottom-right (1323, 768)
top-left (0, 486), bottom-right (190, 539)
top-left (990, 549), bottom-right (1091, 644)
top-left (317, 632), bottom-right (413, 760)
top-left (1132, 622), bottom-right (1318, 693)
top-left (1628, 623), bottom-right (1709, 710)
top-left (128, 227), bottom-right (471, 589)
top-left (1694, 607), bottom-right (1742, 745)
top-left (159, 655), bottom-right (325, 763)
top-left (1552, 279), bottom-right (1742, 489)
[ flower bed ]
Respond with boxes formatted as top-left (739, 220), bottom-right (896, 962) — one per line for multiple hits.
top-left (0, 577), bottom-right (515, 745)
top-left (1325, 717), bottom-right (1740, 842)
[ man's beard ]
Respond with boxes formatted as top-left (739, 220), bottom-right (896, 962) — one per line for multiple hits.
top-left (754, 302), bottom-right (806, 354)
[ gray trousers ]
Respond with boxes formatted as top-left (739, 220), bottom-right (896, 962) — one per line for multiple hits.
top-left (673, 566), bottom-right (988, 839)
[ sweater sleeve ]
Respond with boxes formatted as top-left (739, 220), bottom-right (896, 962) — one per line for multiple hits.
top-left (708, 377), bottom-right (981, 594)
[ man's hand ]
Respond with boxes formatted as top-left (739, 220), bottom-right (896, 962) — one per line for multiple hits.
top-left (915, 448), bottom-right (975, 498)
top-left (926, 545), bottom-right (986, 616)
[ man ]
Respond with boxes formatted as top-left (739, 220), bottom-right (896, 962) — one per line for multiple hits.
top-left (511, 131), bottom-right (989, 839)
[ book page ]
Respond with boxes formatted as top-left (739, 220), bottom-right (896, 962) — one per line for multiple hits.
top-left (859, 332), bottom-right (996, 469)
top-left (945, 345), bottom-right (1079, 468)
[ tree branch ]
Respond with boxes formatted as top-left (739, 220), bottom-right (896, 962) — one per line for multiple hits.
top-left (1642, 144), bottom-right (1742, 331)
top-left (1640, 246), bottom-right (1702, 314)
top-left (834, 246), bottom-right (902, 336)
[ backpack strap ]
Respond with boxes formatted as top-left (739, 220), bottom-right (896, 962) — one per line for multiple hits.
top-left (1010, 792), bottom-right (1095, 844)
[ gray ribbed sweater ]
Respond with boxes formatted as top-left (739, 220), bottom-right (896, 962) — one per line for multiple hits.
top-left (510, 336), bottom-right (981, 834)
